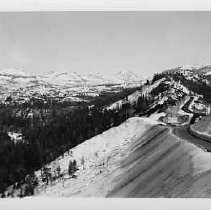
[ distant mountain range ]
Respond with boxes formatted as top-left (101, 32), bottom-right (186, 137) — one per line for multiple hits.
top-left (1, 64), bottom-right (211, 105)
top-left (0, 68), bottom-right (143, 86)
top-left (0, 68), bottom-right (144, 104)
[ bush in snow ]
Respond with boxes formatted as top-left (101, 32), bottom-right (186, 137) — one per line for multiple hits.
top-left (22, 174), bottom-right (34, 196)
top-left (41, 166), bottom-right (52, 185)
top-left (56, 165), bottom-right (61, 177)
top-left (68, 160), bottom-right (77, 177)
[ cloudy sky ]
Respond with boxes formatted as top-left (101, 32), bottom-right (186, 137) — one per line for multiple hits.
top-left (0, 12), bottom-right (211, 76)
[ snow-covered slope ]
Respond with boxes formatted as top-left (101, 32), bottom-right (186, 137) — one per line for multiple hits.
top-left (107, 76), bottom-right (190, 112)
top-left (35, 116), bottom-right (164, 197)
top-left (164, 64), bottom-right (211, 78)
top-left (107, 125), bottom-right (211, 197)
top-left (34, 115), bottom-right (211, 197)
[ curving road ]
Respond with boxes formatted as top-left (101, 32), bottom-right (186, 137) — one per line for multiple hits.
top-left (172, 96), bottom-right (211, 152)
top-left (107, 96), bottom-right (211, 197)
top-left (172, 125), bottom-right (211, 152)
top-left (107, 124), bottom-right (211, 197)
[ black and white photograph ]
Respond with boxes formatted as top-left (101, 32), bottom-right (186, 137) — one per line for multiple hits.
top-left (1, 1), bottom-right (211, 208)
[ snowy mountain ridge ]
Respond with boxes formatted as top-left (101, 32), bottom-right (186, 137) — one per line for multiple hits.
top-left (0, 68), bottom-right (143, 84)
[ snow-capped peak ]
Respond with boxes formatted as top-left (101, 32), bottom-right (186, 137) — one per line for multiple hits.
top-left (111, 70), bottom-right (143, 83)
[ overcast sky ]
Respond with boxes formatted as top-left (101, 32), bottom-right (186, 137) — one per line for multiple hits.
top-left (0, 12), bottom-right (211, 76)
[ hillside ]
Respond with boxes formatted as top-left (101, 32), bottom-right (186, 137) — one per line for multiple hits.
top-left (30, 115), bottom-right (211, 198)
top-left (3, 64), bottom-right (211, 198)
top-left (32, 64), bottom-right (211, 197)
top-left (35, 117), bottom-right (161, 197)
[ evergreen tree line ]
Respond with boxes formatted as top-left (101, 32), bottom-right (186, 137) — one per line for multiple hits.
top-left (0, 86), bottom-right (148, 194)
top-left (151, 73), bottom-right (167, 84)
